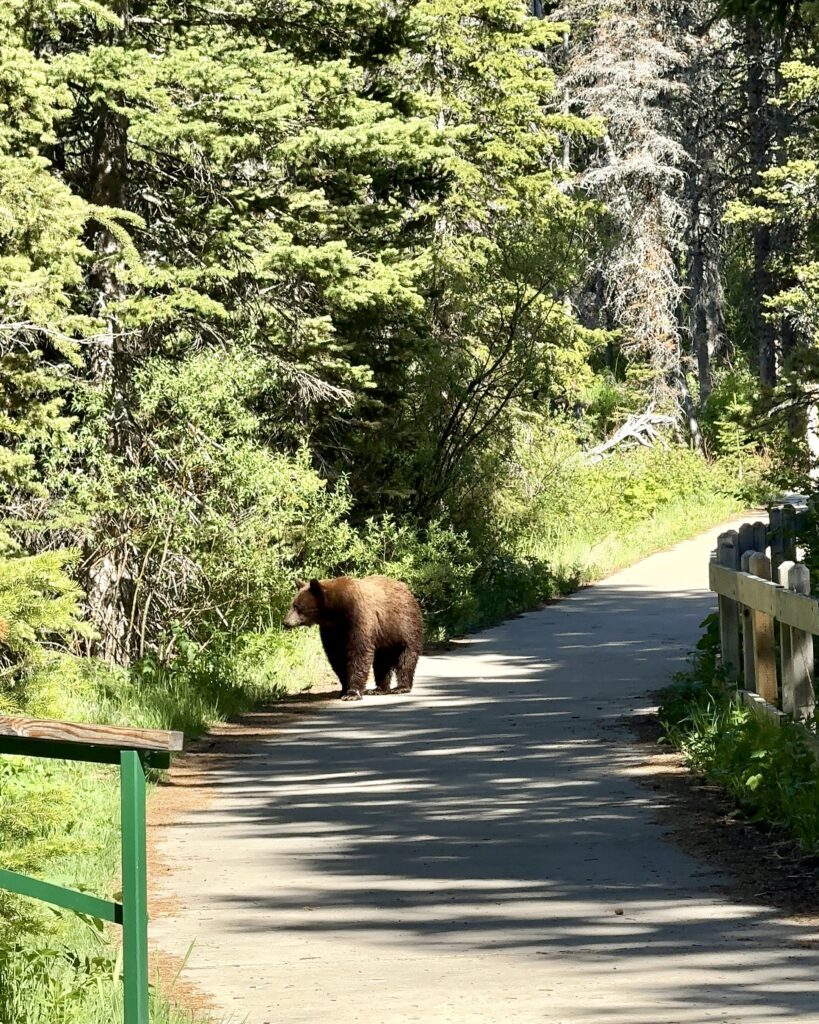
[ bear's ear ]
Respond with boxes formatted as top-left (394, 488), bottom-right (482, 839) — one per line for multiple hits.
top-left (309, 578), bottom-right (324, 601)
top-left (295, 578), bottom-right (307, 591)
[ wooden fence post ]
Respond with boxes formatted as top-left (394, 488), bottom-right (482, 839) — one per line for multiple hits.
top-left (779, 561), bottom-right (816, 721)
top-left (748, 551), bottom-right (778, 705)
top-left (769, 506), bottom-right (785, 581)
top-left (782, 503), bottom-right (798, 564)
top-left (740, 550), bottom-right (756, 692)
top-left (738, 526), bottom-right (761, 692)
top-left (752, 520), bottom-right (767, 555)
top-left (717, 531), bottom-right (741, 681)
top-left (778, 559), bottom-right (795, 708)
top-left (738, 522), bottom-right (754, 557)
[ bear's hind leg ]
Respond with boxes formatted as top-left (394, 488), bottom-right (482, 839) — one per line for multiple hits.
top-left (393, 645), bottom-right (418, 694)
top-left (373, 647), bottom-right (399, 695)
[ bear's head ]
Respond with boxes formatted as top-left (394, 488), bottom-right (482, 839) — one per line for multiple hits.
top-left (283, 579), bottom-right (324, 629)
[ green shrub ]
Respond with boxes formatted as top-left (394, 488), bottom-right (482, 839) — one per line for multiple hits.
top-left (0, 547), bottom-right (90, 702)
top-left (659, 614), bottom-right (819, 853)
top-left (333, 513), bottom-right (561, 638)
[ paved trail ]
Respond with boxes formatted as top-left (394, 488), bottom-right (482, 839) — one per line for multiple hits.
top-left (152, 521), bottom-right (819, 1024)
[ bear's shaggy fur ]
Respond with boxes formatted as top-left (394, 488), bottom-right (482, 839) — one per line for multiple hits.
top-left (283, 576), bottom-right (423, 702)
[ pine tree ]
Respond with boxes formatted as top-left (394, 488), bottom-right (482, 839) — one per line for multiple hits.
top-left (679, 2), bottom-right (734, 405)
top-left (0, 0), bottom-right (600, 662)
top-left (0, 2), bottom-right (94, 685)
top-left (716, 0), bottom-right (805, 387)
top-left (30, 0), bottom-right (450, 660)
top-left (373, 0), bottom-right (600, 520)
top-left (725, 3), bottom-right (819, 470)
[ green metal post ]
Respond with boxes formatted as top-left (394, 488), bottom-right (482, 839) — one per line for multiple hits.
top-left (120, 749), bottom-right (149, 1024)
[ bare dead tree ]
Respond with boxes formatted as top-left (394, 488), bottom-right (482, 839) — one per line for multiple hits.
top-left (585, 405), bottom-right (678, 461)
top-left (556, 1), bottom-right (690, 397)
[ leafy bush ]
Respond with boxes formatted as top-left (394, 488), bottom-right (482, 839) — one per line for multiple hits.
top-left (0, 547), bottom-right (89, 708)
top-left (68, 349), bottom-right (362, 651)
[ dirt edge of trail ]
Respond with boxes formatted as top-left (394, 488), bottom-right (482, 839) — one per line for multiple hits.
top-left (627, 709), bottom-right (819, 927)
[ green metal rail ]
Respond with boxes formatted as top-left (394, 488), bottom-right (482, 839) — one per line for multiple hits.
top-left (0, 716), bottom-right (183, 1024)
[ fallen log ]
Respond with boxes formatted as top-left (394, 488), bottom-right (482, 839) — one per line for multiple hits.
top-left (585, 406), bottom-right (677, 462)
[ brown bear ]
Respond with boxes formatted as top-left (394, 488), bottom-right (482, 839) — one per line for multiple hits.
top-left (283, 576), bottom-right (423, 701)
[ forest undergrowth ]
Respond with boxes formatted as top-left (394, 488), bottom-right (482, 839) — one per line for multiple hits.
top-left (659, 613), bottom-right (819, 857)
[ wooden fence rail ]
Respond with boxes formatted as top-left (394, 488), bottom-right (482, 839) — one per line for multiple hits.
top-left (710, 500), bottom-right (817, 724)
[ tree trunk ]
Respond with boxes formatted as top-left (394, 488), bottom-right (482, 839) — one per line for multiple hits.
top-left (690, 218), bottom-right (724, 407)
top-left (744, 19), bottom-right (777, 388)
top-left (676, 367), bottom-right (704, 452)
top-left (689, 217), bottom-right (712, 403)
top-left (679, 7), bottom-right (729, 414)
top-left (84, 49), bottom-right (140, 664)
top-left (808, 399), bottom-right (819, 484)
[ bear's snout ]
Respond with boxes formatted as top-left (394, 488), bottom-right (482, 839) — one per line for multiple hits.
top-left (282, 610), bottom-right (301, 629)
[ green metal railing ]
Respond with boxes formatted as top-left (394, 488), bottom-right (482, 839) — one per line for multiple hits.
top-left (0, 716), bottom-right (183, 1024)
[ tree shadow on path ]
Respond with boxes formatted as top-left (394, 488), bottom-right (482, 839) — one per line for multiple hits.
top-left (164, 583), bottom-right (819, 1021)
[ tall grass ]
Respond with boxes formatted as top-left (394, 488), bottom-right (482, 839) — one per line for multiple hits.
top-left (545, 492), bottom-right (741, 584)
top-left (0, 757), bottom-right (197, 1024)
top-left (24, 628), bottom-right (327, 735)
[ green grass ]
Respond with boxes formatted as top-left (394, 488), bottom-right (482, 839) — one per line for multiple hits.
top-left (537, 492), bottom-right (742, 585)
top-left (0, 758), bottom-right (197, 1024)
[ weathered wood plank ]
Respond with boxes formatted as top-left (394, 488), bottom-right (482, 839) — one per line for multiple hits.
top-left (778, 559), bottom-right (796, 711)
top-left (752, 520), bottom-right (768, 555)
top-left (738, 522), bottom-right (755, 556)
top-left (748, 552), bottom-right (778, 705)
top-left (779, 562), bottom-right (815, 721)
top-left (769, 506), bottom-right (785, 580)
top-left (716, 531), bottom-right (741, 681)
top-left (740, 550), bottom-right (757, 693)
top-left (782, 503), bottom-right (798, 563)
top-left (0, 716), bottom-right (183, 753)
top-left (709, 562), bottom-right (819, 633)
top-left (739, 689), bottom-right (786, 726)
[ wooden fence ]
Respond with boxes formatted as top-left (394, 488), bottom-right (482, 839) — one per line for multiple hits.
top-left (709, 501), bottom-right (817, 725)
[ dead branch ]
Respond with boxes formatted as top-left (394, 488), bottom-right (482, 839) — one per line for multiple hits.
top-left (585, 405), bottom-right (677, 462)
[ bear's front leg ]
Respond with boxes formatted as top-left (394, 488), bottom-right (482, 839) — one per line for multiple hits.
top-left (341, 645), bottom-right (374, 701)
top-left (320, 626), bottom-right (350, 696)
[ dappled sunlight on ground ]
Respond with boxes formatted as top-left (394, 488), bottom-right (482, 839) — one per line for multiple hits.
top-left (151, 520), bottom-right (819, 1023)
